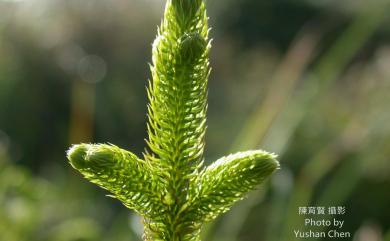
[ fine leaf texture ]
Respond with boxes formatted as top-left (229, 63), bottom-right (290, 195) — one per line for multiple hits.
top-left (189, 151), bottom-right (279, 222)
top-left (67, 144), bottom-right (165, 219)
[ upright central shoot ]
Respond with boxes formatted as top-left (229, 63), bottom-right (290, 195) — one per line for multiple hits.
top-left (146, 0), bottom-right (209, 208)
top-left (66, 0), bottom-right (279, 241)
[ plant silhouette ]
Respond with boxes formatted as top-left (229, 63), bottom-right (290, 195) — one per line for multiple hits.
top-left (66, 0), bottom-right (279, 240)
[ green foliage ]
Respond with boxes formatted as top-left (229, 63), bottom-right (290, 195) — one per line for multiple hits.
top-left (68, 144), bottom-right (164, 218)
top-left (66, 0), bottom-right (279, 240)
top-left (191, 151), bottom-right (277, 222)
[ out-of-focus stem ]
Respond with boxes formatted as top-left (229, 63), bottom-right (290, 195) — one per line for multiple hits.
top-left (263, 5), bottom-right (388, 154)
top-left (69, 80), bottom-right (96, 144)
top-left (232, 26), bottom-right (321, 151)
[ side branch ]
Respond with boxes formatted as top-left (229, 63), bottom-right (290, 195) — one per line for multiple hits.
top-left (67, 143), bottom-right (165, 218)
top-left (189, 150), bottom-right (279, 222)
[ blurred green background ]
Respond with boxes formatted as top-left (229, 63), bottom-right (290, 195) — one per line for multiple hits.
top-left (1, 0), bottom-right (390, 240)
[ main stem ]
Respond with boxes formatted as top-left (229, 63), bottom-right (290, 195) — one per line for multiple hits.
top-left (143, 0), bottom-right (209, 240)
top-left (143, 220), bottom-right (201, 241)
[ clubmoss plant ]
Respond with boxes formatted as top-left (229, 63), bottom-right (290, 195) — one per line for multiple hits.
top-left (66, 0), bottom-right (279, 240)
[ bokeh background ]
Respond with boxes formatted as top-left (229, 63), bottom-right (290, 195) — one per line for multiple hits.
top-left (1, 0), bottom-right (390, 240)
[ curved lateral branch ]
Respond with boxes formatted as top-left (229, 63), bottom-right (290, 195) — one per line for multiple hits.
top-left (67, 144), bottom-right (165, 218)
top-left (190, 150), bottom-right (279, 222)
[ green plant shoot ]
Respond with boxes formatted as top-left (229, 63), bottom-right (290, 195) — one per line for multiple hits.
top-left (66, 0), bottom-right (279, 240)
